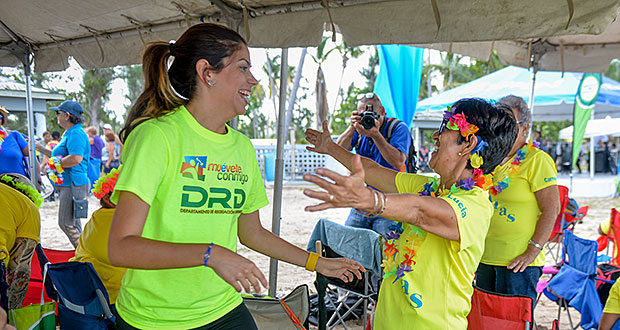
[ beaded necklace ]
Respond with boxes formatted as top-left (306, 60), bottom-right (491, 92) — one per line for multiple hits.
top-left (489, 140), bottom-right (539, 195)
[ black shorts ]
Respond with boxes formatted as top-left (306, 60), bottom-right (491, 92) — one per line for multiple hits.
top-left (114, 303), bottom-right (258, 330)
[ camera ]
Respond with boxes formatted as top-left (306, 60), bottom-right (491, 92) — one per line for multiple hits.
top-left (360, 104), bottom-right (379, 129)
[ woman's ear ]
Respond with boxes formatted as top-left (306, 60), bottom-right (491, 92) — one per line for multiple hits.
top-left (195, 59), bottom-right (214, 85)
top-left (462, 135), bottom-right (478, 155)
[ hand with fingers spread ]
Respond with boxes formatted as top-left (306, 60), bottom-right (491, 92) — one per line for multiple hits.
top-left (316, 257), bottom-right (366, 283)
top-left (305, 121), bottom-right (334, 155)
top-left (207, 244), bottom-right (269, 294)
top-left (303, 155), bottom-right (374, 212)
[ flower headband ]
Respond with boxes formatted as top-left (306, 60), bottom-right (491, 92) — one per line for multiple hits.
top-left (443, 106), bottom-right (493, 190)
top-left (92, 166), bottom-right (121, 199)
top-left (0, 174), bottom-right (43, 208)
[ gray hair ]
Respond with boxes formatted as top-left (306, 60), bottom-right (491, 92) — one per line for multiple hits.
top-left (497, 95), bottom-right (531, 126)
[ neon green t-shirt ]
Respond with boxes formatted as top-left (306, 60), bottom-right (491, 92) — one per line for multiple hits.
top-left (110, 106), bottom-right (269, 329)
top-left (0, 183), bottom-right (40, 263)
top-left (605, 281), bottom-right (620, 314)
top-left (482, 148), bottom-right (557, 267)
top-left (374, 173), bottom-right (493, 330)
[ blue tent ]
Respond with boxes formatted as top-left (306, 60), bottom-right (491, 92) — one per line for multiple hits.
top-left (416, 66), bottom-right (620, 122)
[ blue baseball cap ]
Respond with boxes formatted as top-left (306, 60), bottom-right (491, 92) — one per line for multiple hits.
top-left (50, 100), bottom-right (84, 118)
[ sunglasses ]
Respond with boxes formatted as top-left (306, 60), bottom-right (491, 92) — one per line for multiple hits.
top-left (438, 119), bottom-right (448, 135)
top-left (357, 92), bottom-right (377, 101)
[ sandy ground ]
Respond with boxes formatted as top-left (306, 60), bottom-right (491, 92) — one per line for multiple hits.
top-left (39, 184), bottom-right (620, 329)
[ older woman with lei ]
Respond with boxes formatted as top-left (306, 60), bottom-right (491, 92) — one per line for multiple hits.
top-left (303, 98), bottom-right (518, 329)
top-left (476, 95), bottom-right (560, 303)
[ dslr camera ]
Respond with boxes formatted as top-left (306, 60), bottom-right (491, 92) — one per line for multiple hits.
top-left (360, 104), bottom-right (380, 129)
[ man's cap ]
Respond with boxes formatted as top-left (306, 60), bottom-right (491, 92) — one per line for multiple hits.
top-left (50, 100), bottom-right (84, 118)
top-left (103, 123), bottom-right (112, 130)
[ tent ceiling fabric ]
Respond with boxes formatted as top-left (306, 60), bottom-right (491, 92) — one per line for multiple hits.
top-left (415, 7), bottom-right (620, 73)
top-left (0, 0), bottom-right (619, 72)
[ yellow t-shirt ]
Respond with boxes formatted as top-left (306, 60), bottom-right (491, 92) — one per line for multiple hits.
top-left (604, 281), bottom-right (620, 314)
top-left (70, 208), bottom-right (126, 304)
top-left (482, 148), bottom-right (557, 267)
top-left (110, 106), bottom-right (269, 329)
top-left (0, 183), bottom-right (40, 263)
top-left (374, 173), bottom-right (493, 330)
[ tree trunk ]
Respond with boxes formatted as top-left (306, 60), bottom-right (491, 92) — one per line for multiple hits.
top-left (285, 48), bottom-right (307, 133)
top-left (265, 51), bottom-right (279, 123)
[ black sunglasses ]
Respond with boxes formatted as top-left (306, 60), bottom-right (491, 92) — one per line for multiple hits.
top-left (357, 92), bottom-right (377, 101)
top-left (438, 119), bottom-right (449, 135)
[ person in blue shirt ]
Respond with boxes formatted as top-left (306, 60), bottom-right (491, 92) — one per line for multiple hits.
top-left (335, 92), bottom-right (411, 236)
top-left (38, 100), bottom-right (91, 247)
top-left (0, 107), bottom-right (31, 178)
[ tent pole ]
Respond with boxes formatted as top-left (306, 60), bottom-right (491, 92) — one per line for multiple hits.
top-left (24, 56), bottom-right (38, 190)
top-left (268, 47), bottom-right (288, 297)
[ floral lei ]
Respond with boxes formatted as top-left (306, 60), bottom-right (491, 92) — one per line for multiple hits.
top-left (0, 174), bottom-right (43, 208)
top-left (381, 107), bottom-right (494, 282)
top-left (488, 140), bottom-right (539, 195)
top-left (92, 166), bottom-right (121, 199)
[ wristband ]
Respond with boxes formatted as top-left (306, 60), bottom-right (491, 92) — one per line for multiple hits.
top-left (203, 243), bottom-right (214, 267)
top-left (528, 240), bottom-right (543, 250)
top-left (305, 252), bottom-right (319, 271)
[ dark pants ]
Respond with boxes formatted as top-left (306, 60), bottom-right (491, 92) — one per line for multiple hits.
top-left (115, 303), bottom-right (258, 330)
top-left (476, 263), bottom-right (542, 303)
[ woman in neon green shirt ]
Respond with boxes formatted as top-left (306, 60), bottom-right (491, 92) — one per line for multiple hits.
top-left (107, 23), bottom-right (364, 330)
top-left (303, 99), bottom-right (519, 329)
top-left (476, 95), bottom-right (560, 303)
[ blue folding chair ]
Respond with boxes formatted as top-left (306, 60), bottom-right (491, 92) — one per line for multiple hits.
top-left (36, 244), bottom-right (115, 329)
top-left (544, 230), bottom-right (606, 330)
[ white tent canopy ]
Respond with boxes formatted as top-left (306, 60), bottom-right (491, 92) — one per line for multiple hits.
top-left (416, 6), bottom-right (620, 73)
top-left (558, 117), bottom-right (620, 139)
top-left (1, 0), bottom-right (619, 72)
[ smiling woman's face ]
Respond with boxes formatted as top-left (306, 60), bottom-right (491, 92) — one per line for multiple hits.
top-left (429, 128), bottom-right (463, 176)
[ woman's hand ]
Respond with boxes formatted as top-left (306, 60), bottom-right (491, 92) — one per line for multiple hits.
top-left (507, 245), bottom-right (540, 273)
top-left (303, 155), bottom-right (374, 212)
top-left (305, 121), bottom-right (334, 155)
top-left (208, 244), bottom-right (269, 294)
top-left (316, 257), bottom-right (365, 283)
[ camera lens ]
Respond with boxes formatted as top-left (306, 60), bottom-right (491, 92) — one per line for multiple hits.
top-left (361, 112), bottom-right (376, 129)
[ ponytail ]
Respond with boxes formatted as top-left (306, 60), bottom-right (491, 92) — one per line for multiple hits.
top-left (120, 42), bottom-right (184, 142)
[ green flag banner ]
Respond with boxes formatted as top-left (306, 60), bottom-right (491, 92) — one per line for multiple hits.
top-left (572, 73), bottom-right (602, 167)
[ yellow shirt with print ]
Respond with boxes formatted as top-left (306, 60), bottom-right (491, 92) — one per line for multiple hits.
top-left (605, 280), bottom-right (620, 314)
top-left (70, 208), bottom-right (126, 304)
top-left (110, 106), bottom-right (269, 330)
top-left (0, 183), bottom-right (40, 263)
top-left (374, 173), bottom-right (493, 330)
top-left (482, 148), bottom-right (557, 267)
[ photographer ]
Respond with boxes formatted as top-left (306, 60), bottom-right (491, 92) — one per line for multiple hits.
top-left (336, 92), bottom-right (411, 236)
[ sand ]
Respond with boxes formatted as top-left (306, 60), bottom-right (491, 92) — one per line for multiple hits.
top-left (38, 185), bottom-right (620, 329)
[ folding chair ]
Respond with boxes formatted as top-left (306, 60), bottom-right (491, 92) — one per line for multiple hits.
top-left (601, 208), bottom-right (620, 265)
top-left (545, 185), bottom-right (573, 264)
top-left (307, 219), bottom-right (383, 330)
top-left (466, 285), bottom-right (533, 330)
top-left (22, 247), bottom-right (75, 307)
top-left (243, 284), bottom-right (310, 330)
top-left (36, 244), bottom-right (115, 329)
top-left (543, 230), bottom-right (605, 330)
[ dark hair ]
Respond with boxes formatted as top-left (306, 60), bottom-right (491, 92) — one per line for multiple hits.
top-left (104, 132), bottom-right (115, 143)
top-left (51, 131), bottom-right (61, 140)
top-left (120, 23), bottom-right (246, 143)
top-left (67, 113), bottom-right (83, 125)
top-left (450, 98), bottom-right (518, 174)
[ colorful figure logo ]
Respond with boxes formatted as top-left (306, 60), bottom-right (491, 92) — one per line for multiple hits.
top-left (180, 156), bottom-right (207, 181)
